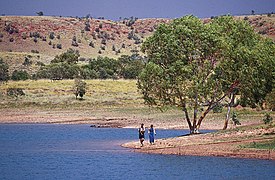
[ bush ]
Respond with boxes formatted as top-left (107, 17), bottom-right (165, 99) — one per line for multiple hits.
top-left (232, 112), bottom-right (241, 126)
top-left (49, 32), bottom-right (55, 39)
top-left (31, 50), bottom-right (39, 53)
top-left (56, 44), bottom-right (62, 49)
top-left (11, 70), bottom-right (30, 81)
top-left (263, 113), bottom-right (273, 124)
top-left (0, 58), bottom-right (9, 82)
top-left (23, 57), bottom-right (32, 66)
top-left (7, 88), bottom-right (25, 96)
top-left (72, 40), bottom-right (78, 47)
top-left (89, 41), bottom-right (95, 48)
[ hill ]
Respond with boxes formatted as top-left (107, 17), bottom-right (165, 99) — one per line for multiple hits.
top-left (0, 14), bottom-right (274, 75)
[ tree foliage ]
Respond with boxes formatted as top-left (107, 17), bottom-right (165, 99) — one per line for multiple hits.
top-left (138, 15), bottom-right (275, 133)
top-left (73, 78), bottom-right (87, 99)
top-left (0, 58), bottom-right (9, 82)
top-left (51, 48), bottom-right (80, 64)
top-left (11, 70), bottom-right (30, 81)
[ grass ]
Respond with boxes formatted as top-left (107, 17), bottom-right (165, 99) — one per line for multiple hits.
top-left (241, 140), bottom-right (275, 150)
top-left (1, 79), bottom-right (274, 128)
top-left (0, 79), bottom-right (142, 109)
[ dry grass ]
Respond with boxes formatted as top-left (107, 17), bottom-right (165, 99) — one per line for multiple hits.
top-left (0, 79), bottom-right (273, 130)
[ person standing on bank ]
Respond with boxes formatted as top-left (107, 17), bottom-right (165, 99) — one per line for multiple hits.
top-left (138, 123), bottom-right (145, 147)
top-left (148, 124), bottom-right (156, 145)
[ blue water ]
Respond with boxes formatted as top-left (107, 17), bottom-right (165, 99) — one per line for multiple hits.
top-left (0, 124), bottom-right (274, 180)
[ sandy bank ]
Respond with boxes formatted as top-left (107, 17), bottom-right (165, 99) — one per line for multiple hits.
top-left (122, 126), bottom-right (275, 160)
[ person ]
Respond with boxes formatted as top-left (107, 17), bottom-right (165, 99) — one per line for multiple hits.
top-left (148, 124), bottom-right (156, 145)
top-left (138, 123), bottom-right (145, 147)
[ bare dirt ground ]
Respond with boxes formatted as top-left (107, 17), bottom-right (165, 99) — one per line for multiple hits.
top-left (122, 125), bottom-right (275, 160)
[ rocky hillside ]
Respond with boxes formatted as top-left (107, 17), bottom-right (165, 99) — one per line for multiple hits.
top-left (0, 14), bottom-right (274, 75)
top-left (0, 16), bottom-right (170, 58)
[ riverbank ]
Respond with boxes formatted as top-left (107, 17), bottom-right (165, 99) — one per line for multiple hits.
top-left (122, 124), bottom-right (275, 160)
top-left (1, 108), bottom-right (274, 160)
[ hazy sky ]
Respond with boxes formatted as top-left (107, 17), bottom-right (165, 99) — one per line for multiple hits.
top-left (1, 0), bottom-right (274, 20)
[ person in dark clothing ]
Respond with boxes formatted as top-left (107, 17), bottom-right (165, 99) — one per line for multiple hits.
top-left (138, 123), bottom-right (145, 147)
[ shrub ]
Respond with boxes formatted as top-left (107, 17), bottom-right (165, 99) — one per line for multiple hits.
top-left (0, 58), bottom-right (9, 82)
top-left (49, 32), bottom-right (55, 39)
top-left (232, 112), bottom-right (241, 126)
top-left (57, 35), bottom-right (61, 39)
top-left (11, 70), bottom-right (30, 80)
top-left (263, 113), bottom-right (273, 124)
top-left (89, 41), bottom-right (95, 48)
top-left (7, 88), bottom-right (25, 96)
top-left (56, 44), bottom-right (62, 49)
top-left (101, 39), bottom-right (106, 45)
top-left (100, 45), bottom-right (105, 50)
top-left (23, 57), bottom-right (32, 66)
top-left (72, 40), bottom-right (78, 47)
top-left (31, 50), bottom-right (39, 53)
top-left (99, 23), bottom-right (103, 29)
top-left (85, 22), bottom-right (90, 31)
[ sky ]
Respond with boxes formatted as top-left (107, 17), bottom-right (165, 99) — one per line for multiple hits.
top-left (0, 0), bottom-right (275, 20)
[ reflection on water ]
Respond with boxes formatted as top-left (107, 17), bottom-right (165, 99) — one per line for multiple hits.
top-left (0, 124), bottom-right (274, 179)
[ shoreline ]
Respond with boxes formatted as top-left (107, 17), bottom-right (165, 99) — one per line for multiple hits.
top-left (122, 126), bottom-right (275, 160)
top-left (1, 108), bottom-right (274, 160)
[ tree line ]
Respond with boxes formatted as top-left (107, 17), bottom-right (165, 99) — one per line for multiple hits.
top-left (0, 49), bottom-right (145, 81)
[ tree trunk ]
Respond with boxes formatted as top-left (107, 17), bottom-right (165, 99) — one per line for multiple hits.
top-left (195, 102), bottom-right (213, 133)
top-left (182, 107), bottom-right (192, 134)
top-left (223, 105), bottom-right (231, 130)
top-left (223, 93), bottom-right (235, 130)
top-left (193, 91), bottom-right (198, 133)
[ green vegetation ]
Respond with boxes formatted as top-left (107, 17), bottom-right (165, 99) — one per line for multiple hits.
top-left (0, 58), bottom-right (9, 82)
top-left (242, 140), bottom-right (275, 150)
top-left (263, 113), bottom-right (273, 124)
top-left (35, 49), bottom-right (145, 80)
top-left (73, 78), bottom-right (87, 99)
top-left (11, 70), bottom-right (30, 81)
top-left (138, 15), bottom-right (275, 134)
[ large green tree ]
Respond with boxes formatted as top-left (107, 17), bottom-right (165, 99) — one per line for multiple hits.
top-left (212, 16), bottom-right (275, 129)
top-left (138, 15), bottom-right (274, 133)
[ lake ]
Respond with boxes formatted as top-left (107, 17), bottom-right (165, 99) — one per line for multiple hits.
top-left (0, 124), bottom-right (274, 180)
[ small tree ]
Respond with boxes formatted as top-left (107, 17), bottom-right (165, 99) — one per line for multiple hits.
top-left (36, 11), bottom-right (44, 16)
top-left (0, 58), bottom-right (9, 82)
top-left (232, 112), bottom-right (241, 126)
top-left (73, 79), bottom-right (87, 99)
top-left (11, 70), bottom-right (30, 81)
top-left (263, 113), bottom-right (273, 124)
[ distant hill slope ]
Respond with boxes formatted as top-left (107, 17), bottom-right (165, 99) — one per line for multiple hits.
top-left (0, 16), bottom-right (170, 58)
top-left (0, 15), bottom-right (274, 75)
